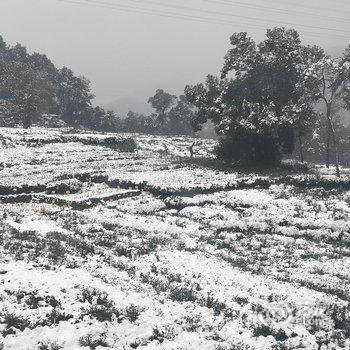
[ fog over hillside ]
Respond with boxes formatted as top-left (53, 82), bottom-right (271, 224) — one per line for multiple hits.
top-left (107, 46), bottom-right (348, 117)
top-left (106, 89), bottom-right (154, 116)
top-left (2, 0), bottom-right (350, 110)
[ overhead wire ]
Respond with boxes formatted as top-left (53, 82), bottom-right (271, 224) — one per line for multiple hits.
top-left (249, 0), bottom-right (350, 16)
top-left (78, 0), bottom-right (350, 34)
top-left (202, 0), bottom-right (350, 24)
top-left (56, 0), bottom-right (349, 40)
top-left (57, 0), bottom-right (274, 29)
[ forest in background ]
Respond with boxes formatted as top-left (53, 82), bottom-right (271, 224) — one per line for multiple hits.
top-left (1, 29), bottom-right (350, 173)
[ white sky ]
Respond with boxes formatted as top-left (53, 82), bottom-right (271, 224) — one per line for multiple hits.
top-left (1, 0), bottom-right (350, 110)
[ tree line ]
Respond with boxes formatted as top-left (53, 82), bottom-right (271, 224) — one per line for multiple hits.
top-left (95, 91), bottom-right (194, 136)
top-left (0, 35), bottom-right (194, 135)
top-left (0, 35), bottom-right (93, 128)
top-left (1, 30), bottom-right (350, 174)
top-left (185, 28), bottom-right (350, 175)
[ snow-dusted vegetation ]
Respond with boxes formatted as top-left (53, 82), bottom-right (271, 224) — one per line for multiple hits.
top-left (1, 128), bottom-right (350, 350)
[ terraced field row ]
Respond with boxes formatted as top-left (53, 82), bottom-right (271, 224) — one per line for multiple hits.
top-left (0, 128), bottom-right (350, 349)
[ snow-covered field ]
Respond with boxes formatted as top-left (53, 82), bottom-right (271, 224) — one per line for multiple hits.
top-left (0, 128), bottom-right (350, 350)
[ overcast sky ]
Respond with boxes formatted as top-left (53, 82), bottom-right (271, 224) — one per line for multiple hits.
top-left (1, 0), bottom-right (350, 112)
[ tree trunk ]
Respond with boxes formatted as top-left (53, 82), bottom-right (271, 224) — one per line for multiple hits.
top-left (329, 123), bottom-right (340, 177)
top-left (326, 103), bottom-right (340, 177)
top-left (23, 114), bottom-right (32, 129)
top-left (298, 134), bottom-right (304, 163)
top-left (325, 127), bottom-right (330, 168)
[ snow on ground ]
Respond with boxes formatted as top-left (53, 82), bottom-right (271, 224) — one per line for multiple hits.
top-left (0, 128), bottom-right (350, 349)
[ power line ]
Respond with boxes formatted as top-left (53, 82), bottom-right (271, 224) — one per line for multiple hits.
top-left (80, 0), bottom-right (350, 34)
top-left (56, 0), bottom-right (349, 40)
top-left (57, 0), bottom-right (272, 29)
top-left (331, 0), bottom-right (350, 4)
top-left (62, 0), bottom-right (350, 40)
top-left (202, 0), bottom-right (350, 24)
top-left (251, 0), bottom-right (350, 16)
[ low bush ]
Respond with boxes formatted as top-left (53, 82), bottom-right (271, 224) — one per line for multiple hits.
top-left (170, 286), bottom-right (197, 302)
top-left (330, 305), bottom-right (350, 337)
top-left (37, 341), bottom-right (63, 350)
top-left (1, 312), bottom-right (31, 337)
top-left (205, 294), bottom-right (226, 315)
top-left (79, 287), bottom-right (122, 322)
top-left (45, 179), bottom-right (83, 195)
top-left (80, 137), bottom-right (137, 152)
top-left (42, 308), bottom-right (73, 326)
top-left (125, 304), bottom-right (141, 323)
top-left (79, 333), bottom-right (108, 350)
top-left (253, 324), bottom-right (288, 341)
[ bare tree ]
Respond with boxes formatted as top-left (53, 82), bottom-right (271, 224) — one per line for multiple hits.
top-left (304, 51), bottom-right (350, 177)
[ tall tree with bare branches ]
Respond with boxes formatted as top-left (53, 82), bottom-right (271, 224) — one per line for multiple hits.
top-left (303, 49), bottom-right (350, 177)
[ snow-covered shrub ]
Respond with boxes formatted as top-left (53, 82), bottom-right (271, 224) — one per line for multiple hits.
top-left (45, 178), bottom-right (83, 195)
top-left (169, 285), bottom-right (197, 302)
top-left (125, 304), bottom-right (141, 323)
top-left (80, 136), bottom-right (137, 153)
top-left (205, 294), bottom-right (227, 316)
top-left (40, 308), bottom-right (73, 327)
top-left (79, 287), bottom-right (122, 323)
top-left (330, 305), bottom-right (350, 338)
top-left (1, 312), bottom-right (31, 337)
top-left (45, 235), bottom-right (66, 264)
top-left (34, 115), bottom-right (67, 129)
top-left (79, 333), bottom-right (108, 350)
top-left (37, 341), bottom-right (63, 350)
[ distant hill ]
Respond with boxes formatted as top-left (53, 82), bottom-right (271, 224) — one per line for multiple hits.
top-left (105, 90), bottom-right (154, 116)
top-left (105, 82), bottom-right (187, 117)
top-left (106, 46), bottom-right (350, 123)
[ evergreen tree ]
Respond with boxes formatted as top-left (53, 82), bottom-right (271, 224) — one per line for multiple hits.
top-left (186, 28), bottom-right (323, 166)
top-left (148, 89), bottom-right (176, 132)
top-left (56, 67), bottom-right (94, 126)
top-left (0, 60), bottom-right (53, 128)
top-left (167, 95), bottom-right (194, 135)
